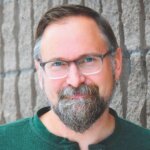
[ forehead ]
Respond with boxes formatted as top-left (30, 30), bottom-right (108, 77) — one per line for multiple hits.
top-left (40, 16), bottom-right (108, 61)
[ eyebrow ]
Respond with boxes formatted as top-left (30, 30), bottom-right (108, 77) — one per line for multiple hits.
top-left (44, 52), bottom-right (104, 63)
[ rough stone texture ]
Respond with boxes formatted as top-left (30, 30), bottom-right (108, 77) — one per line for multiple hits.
top-left (120, 50), bottom-right (131, 118)
top-left (2, 73), bottom-right (18, 123)
top-left (2, 0), bottom-right (17, 72)
top-left (101, 0), bottom-right (120, 46)
top-left (68, 0), bottom-right (82, 5)
top-left (18, 70), bottom-right (34, 118)
top-left (110, 81), bottom-right (123, 117)
top-left (0, 77), bottom-right (2, 121)
top-left (84, 0), bottom-right (101, 13)
top-left (33, 0), bottom-right (49, 37)
top-left (146, 50), bottom-right (150, 128)
top-left (52, 0), bottom-right (64, 6)
top-left (127, 52), bottom-right (147, 125)
top-left (0, 2), bottom-right (3, 74)
top-left (18, 0), bottom-right (33, 69)
top-left (122, 0), bottom-right (140, 50)
top-left (144, 0), bottom-right (150, 47)
top-left (0, 49), bottom-right (2, 74)
top-left (34, 73), bottom-right (50, 113)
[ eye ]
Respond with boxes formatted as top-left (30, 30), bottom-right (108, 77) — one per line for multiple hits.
top-left (78, 56), bottom-right (99, 67)
top-left (81, 56), bottom-right (97, 64)
top-left (51, 61), bottom-right (64, 67)
top-left (48, 61), bottom-right (68, 71)
top-left (84, 56), bottom-right (94, 63)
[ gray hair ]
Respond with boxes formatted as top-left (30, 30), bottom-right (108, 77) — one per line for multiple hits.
top-left (33, 37), bottom-right (42, 60)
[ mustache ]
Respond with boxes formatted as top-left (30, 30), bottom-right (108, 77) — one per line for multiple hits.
top-left (58, 84), bottom-right (99, 100)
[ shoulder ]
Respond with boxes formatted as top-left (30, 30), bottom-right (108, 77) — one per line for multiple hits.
top-left (110, 108), bottom-right (150, 137)
top-left (118, 117), bottom-right (150, 136)
top-left (117, 117), bottom-right (150, 149)
top-left (0, 117), bottom-right (31, 136)
top-left (110, 108), bottom-right (150, 149)
top-left (0, 117), bottom-right (34, 149)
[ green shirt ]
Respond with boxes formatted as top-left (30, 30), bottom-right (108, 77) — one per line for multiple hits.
top-left (0, 107), bottom-right (150, 150)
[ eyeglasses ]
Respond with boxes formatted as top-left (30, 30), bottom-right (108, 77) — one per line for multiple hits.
top-left (38, 50), bottom-right (112, 79)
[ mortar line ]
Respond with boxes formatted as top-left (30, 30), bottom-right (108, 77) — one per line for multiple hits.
top-left (63, 0), bottom-right (68, 4)
top-left (117, 0), bottom-right (129, 119)
top-left (139, 52), bottom-right (148, 127)
top-left (139, 0), bottom-right (146, 50)
top-left (13, 0), bottom-right (21, 119)
top-left (81, 0), bottom-right (85, 5)
top-left (99, 0), bottom-right (103, 14)
top-left (30, 0), bottom-right (37, 113)
top-left (0, 0), bottom-right (5, 124)
top-left (139, 0), bottom-right (148, 127)
top-left (48, 0), bottom-right (53, 8)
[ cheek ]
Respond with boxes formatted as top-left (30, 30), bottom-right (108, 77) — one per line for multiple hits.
top-left (43, 78), bottom-right (65, 105)
top-left (99, 79), bottom-right (114, 98)
top-left (99, 72), bottom-right (114, 97)
top-left (87, 66), bottom-right (114, 98)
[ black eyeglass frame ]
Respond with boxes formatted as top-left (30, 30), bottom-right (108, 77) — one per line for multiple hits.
top-left (37, 50), bottom-right (113, 70)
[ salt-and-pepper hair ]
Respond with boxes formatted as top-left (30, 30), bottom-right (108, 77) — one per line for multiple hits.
top-left (33, 37), bottom-right (42, 60)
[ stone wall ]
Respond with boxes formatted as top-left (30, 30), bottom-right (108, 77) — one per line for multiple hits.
top-left (0, 0), bottom-right (150, 129)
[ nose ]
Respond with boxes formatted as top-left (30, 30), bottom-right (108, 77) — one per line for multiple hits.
top-left (66, 63), bottom-right (85, 88)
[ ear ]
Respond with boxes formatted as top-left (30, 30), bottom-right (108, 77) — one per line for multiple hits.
top-left (34, 60), bottom-right (44, 89)
top-left (114, 48), bottom-right (122, 80)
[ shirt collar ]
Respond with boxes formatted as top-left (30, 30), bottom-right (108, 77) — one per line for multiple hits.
top-left (31, 107), bottom-right (120, 149)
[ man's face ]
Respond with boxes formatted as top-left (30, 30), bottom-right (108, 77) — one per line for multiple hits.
top-left (37, 16), bottom-right (122, 132)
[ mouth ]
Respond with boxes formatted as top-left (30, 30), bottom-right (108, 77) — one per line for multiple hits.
top-left (65, 94), bottom-right (90, 100)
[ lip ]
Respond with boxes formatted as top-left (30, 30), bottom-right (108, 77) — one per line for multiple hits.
top-left (69, 94), bottom-right (88, 99)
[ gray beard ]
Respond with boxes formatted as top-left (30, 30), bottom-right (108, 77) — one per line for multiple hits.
top-left (53, 84), bottom-right (110, 133)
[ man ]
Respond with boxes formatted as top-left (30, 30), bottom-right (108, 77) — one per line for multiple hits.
top-left (0, 4), bottom-right (150, 150)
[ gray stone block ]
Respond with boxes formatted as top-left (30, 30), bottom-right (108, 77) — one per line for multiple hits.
top-left (110, 81), bottom-right (123, 117)
top-left (34, 73), bottom-right (49, 113)
top-left (2, 73), bottom-right (18, 123)
top-left (122, 0), bottom-right (140, 50)
top-left (101, 0), bottom-right (120, 46)
top-left (0, 37), bottom-right (2, 73)
top-left (18, 0), bottom-right (33, 69)
top-left (0, 76), bottom-right (3, 122)
top-left (127, 52), bottom-right (147, 126)
top-left (33, 0), bottom-right (49, 37)
top-left (0, 76), bottom-right (2, 96)
top-left (68, 0), bottom-right (82, 4)
top-left (18, 70), bottom-right (34, 118)
top-left (84, 0), bottom-right (101, 13)
top-left (146, 50), bottom-right (150, 128)
top-left (144, 0), bottom-right (150, 47)
top-left (52, 0), bottom-right (64, 6)
top-left (2, 0), bottom-right (17, 72)
top-left (0, 3), bottom-right (3, 74)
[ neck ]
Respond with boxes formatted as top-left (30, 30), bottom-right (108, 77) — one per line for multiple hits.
top-left (40, 108), bottom-right (115, 150)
